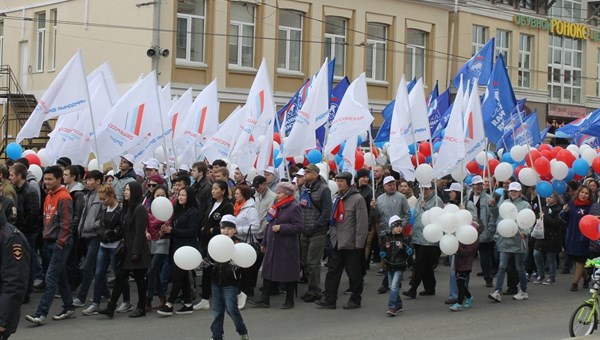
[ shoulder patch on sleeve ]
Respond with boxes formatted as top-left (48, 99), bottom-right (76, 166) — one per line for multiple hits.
top-left (13, 243), bottom-right (23, 260)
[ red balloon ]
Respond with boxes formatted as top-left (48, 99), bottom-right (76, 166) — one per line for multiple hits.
top-left (538, 144), bottom-right (552, 152)
top-left (466, 160), bottom-right (480, 174)
top-left (593, 157), bottom-right (600, 175)
top-left (328, 160), bottom-right (337, 172)
top-left (574, 174), bottom-right (584, 181)
top-left (411, 153), bottom-right (426, 167)
top-left (540, 150), bottom-right (553, 160)
top-left (489, 159), bottom-right (500, 175)
top-left (579, 215), bottom-right (600, 241)
top-left (551, 146), bottom-right (564, 159)
top-left (24, 153), bottom-right (41, 166)
top-left (556, 149), bottom-right (575, 167)
top-left (515, 165), bottom-right (526, 178)
top-left (533, 157), bottom-right (551, 177)
top-left (354, 150), bottom-right (365, 170)
top-left (331, 144), bottom-right (341, 155)
top-left (419, 142), bottom-right (432, 157)
top-left (525, 150), bottom-right (541, 167)
top-left (273, 132), bottom-right (281, 144)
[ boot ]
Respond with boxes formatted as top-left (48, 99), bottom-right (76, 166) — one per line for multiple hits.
top-left (154, 295), bottom-right (167, 309)
top-left (145, 299), bottom-right (153, 312)
top-left (248, 280), bottom-right (270, 308)
top-left (98, 301), bottom-right (116, 319)
top-left (129, 304), bottom-right (146, 318)
top-left (281, 282), bottom-right (295, 309)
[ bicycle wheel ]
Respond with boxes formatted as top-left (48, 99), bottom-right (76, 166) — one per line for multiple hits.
top-left (569, 303), bottom-right (598, 337)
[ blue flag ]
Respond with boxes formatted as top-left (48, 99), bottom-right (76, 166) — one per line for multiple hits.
top-left (430, 102), bottom-right (453, 141)
top-left (575, 109), bottom-right (600, 138)
top-left (481, 53), bottom-right (516, 145)
top-left (316, 77), bottom-right (350, 148)
top-left (427, 81), bottom-right (439, 106)
top-left (453, 38), bottom-right (494, 89)
top-left (373, 100), bottom-right (395, 144)
top-left (573, 133), bottom-right (600, 148)
top-left (407, 77), bottom-right (417, 93)
top-left (556, 108), bottom-right (600, 138)
top-left (428, 87), bottom-right (450, 134)
top-left (502, 112), bottom-right (541, 150)
top-left (540, 124), bottom-right (551, 142)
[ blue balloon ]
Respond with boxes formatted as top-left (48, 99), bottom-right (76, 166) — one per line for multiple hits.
top-left (502, 152), bottom-right (514, 163)
top-left (433, 142), bottom-right (442, 153)
top-left (536, 181), bottom-right (553, 198)
top-left (307, 149), bottom-right (322, 164)
top-left (426, 156), bottom-right (432, 163)
top-left (565, 168), bottom-right (575, 182)
top-left (6, 142), bottom-right (22, 160)
top-left (573, 158), bottom-right (589, 176)
top-left (274, 157), bottom-right (283, 168)
top-left (552, 179), bottom-right (567, 194)
top-left (408, 144), bottom-right (416, 155)
top-left (495, 188), bottom-right (505, 196)
top-left (409, 208), bottom-right (415, 225)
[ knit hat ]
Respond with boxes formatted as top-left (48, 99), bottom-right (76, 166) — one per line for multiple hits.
top-left (275, 182), bottom-right (295, 195)
top-left (389, 215), bottom-right (402, 228)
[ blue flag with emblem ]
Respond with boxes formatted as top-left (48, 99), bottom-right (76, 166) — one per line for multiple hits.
top-left (316, 76), bottom-right (350, 148)
top-left (428, 87), bottom-right (450, 134)
top-left (481, 53), bottom-right (516, 145)
top-left (453, 38), bottom-right (494, 89)
top-left (502, 111), bottom-right (541, 149)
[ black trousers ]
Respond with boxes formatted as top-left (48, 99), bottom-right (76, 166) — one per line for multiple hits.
top-left (0, 331), bottom-right (10, 340)
top-left (456, 271), bottom-right (472, 304)
top-left (409, 244), bottom-right (439, 292)
top-left (168, 266), bottom-right (192, 304)
top-left (110, 268), bottom-right (147, 309)
top-left (323, 247), bottom-right (364, 304)
top-left (478, 241), bottom-right (496, 283)
top-left (201, 266), bottom-right (212, 299)
top-left (240, 251), bottom-right (263, 296)
top-left (507, 256), bottom-right (518, 290)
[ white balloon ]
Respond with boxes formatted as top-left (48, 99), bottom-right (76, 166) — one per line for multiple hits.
top-left (428, 207), bottom-right (444, 225)
top-left (566, 144), bottom-right (580, 154)
top-left (439, 234), bottom-right (459, 255)
top-left (476, 151), bottom-right (488, 166)
top-left (580, 144), bottom-right (592, 151)
top-left (88, 159), bottom-right (101, 171)
top-left (456, 224), bottom-right (478, 245)
top-left (363, 152), bottom-right (376, 168)
top-left (516, 209), bottom-right (536, 230)
top-left (154, 146), bottom-right (167, 163)
top-left (423, 223), bottom-right (443, 243)
top-left (23, 150), bottom-right (36, 156)
top-left (494, 162), bottom-right (513, 182)
top-left (174, 246), bottom-right (203, 270)
top-left (382, 142), bottom-right (390, 156)
top-left (37, 148), bottom-right (50, 167)
top-left (550, 161), bottom-right (569, 180)
top-left (28, 164), bottom-right (42, 182)
top-left (518, 167), bottom-right (538, 186)
top-left (510, 145), bottom-right (527, 162)
top-left (497, 148), bottom-right (504, 158)
top-left (581, 148), bottom-right (598, 166)
top-left (151, 197), bottom-right (174, 222)
top-left (443, 204), bottom-right (460, 214)
top-left (316, 162), bottom-right (329, 178)
top-left (439, 213), bottom-right (460, 234)
top-left (499, 202), bottom-right (518, 220)
top-left (415, 164), bottom-right (434, 184)
top-left (456, 209), bottom-right (473, 226)
top-left (359, 130), bottom-right (369, 144)
top-left (231, 243), bottom-right (257, 268)
top-left (208, 234), bottom-right (235, 263)
top-left (327, 180), bottom-right (338, 194)
top-left (451, 166), bottom-right (467, 181)
top-left (421, 210), bottom-right (431, 226)
top-left (569, 149), bottom-right (579, 159)
top-left (497, 219), bottom-right (519, 238)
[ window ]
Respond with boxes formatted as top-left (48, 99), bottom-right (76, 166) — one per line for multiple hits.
top-left (324, 16), bottom-right (346, 77)
top-left (495, 0), bottom-right (514, 6)
top-left (229, 2), bottom-right (255, 68)
top-left (472, 25), bottom-right (488, 56)
top-left (406, 29), bottom-right (426, 81)
top-left (0, 21), bottom-right (3, 66)
top-left (518, 34), bottom-right (533, 88)
top-left (366, 23), bottom-right (387, 81)
top-left (495, 30), bottom-right (510, 65)
top-left (278, 10), bottom-right (302, 72)
top-left (35, 11), bottom-right (46, 72)
top-left (518, 0), bottom-right (536, 10)
top-left (548, 35), bottom-right (582, 103)
top-left (49, 9), bottom-right (57, 70)
top-left (549, 0), bottom-right (582, 21)
top-left (177, 0), bottom-right (205, 64)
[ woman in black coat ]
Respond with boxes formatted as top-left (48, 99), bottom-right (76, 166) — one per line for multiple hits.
top-left (533, 193), bottom-right (563, 285)
top-left (194, 180), bottom-right (233, 310)
top-left (100, 181), bottom-right (150, 318)
top-left (157, 186), bottom-right (199, 316)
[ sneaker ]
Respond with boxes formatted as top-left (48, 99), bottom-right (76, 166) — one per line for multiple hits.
top-left (25, 314), bottom-right (46, 326)
top-left (72, 298), bottom-right (85, 307)
top-left (488, 290), bottom-right (502, 302)
top-left (464, 297), bottom-right (474, 308)
top-left (532, 276), bottom-right (544, 284)
top-left (449, 303), bottom-right (462, 311)
top-left (342, 300), bottom-right (361, 309)
top-left (542, 278), bottom-right (556, 286)
top-left (240, 334), bottom-right (251, 340)
top-left (175, 304), bottom-right (193, 315)
top-left (193, 299), bottom-right (210, 310)
top-left (513, 290), bottom-right (529, 300)
top-left (89, 295), bottom-right (109, 303)
top-left (386, 308), bottom-right (397, 316)
top-left (238, 292), bottom-right (247, 310)
top-left (52, 309), bottom-right (76, 320)
top-left (157, 304), bottom-right (174, 316)
top-left (82, 304), bottom-right (99, 316)
top-left (377, 286), bottom-right (389, 294)
top-left (116, 302), bottom-right (133, 313)
top-left (343, 287), bottom-right (352, 295)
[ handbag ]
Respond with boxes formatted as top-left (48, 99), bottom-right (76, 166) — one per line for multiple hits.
top-left (115, 240), bottom-right (126, 267)
top-left (531, 218), bottom-right (544, 240)
top-left (244, 226), bottom-right (261, 254)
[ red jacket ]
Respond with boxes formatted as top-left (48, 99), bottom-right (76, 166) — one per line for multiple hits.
top-left (43, 186), bottom-right (73, 247)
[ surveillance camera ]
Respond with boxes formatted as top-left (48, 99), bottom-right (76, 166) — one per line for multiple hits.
top-left (161, 49), bottom-right (170, 58)
top-left (147, 48), bottom-right (157, 58)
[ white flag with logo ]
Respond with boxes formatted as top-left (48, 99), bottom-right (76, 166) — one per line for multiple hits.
top-left (389, 76), bottom-right (416, 181)
top-left (462, 79), bottom-right (486, 164)
top-left (434, 79), bottom-right (466, 177)
top-left (86, 62), bottom-right (120, 105)
top-left (324, 73), bottom-right (373, 154)
top-left (202, 105), bottom-right (246, 164)
top-left (408, 78), bottom-right (432, 143)
top-left (17, 50), bottom-right (90, 142)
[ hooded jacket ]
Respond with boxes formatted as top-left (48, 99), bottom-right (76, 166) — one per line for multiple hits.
top-left (112, 168), bottom-right (137, 202)
top-left (373, 191), bottom-right (411, 236)
top-left (43, 186), bottom-right (73, 247)
top-left (68, 181), bottom-right (86, 237)
top-left (235, 198), bottom-right (260, 243)
top-left (494, 196), bottom-right (531, 253)
top-left (468, 190), bottom-right (498, 243)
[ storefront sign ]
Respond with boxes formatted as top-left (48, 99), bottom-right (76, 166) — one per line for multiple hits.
top-left (548, 104), bottom-right (587, 119)
top-left (514, 14), bottom-right (600, 41)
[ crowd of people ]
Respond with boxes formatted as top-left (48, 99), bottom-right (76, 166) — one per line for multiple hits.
top-left (1, 152), bottom-right (600, 339)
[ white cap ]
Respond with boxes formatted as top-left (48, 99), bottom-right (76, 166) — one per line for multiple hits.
top-left (383, 176), bottom-right (396, 186)
top-left (388, 215), bottom-right (402, 227)
top-left (265, 166), bottom-right (275, 174)
top-left (419, 183), bottom-right (432, 189)
top-left (144, 159), bottom-right (160, 170)
top-left (121, 154), bottom-right (135, 165)
top-left (508, 182), bottom-right (522, 191)
top-left (292, 177), bottom-right (298, 184)
top-left (134, 168), bottom-right (144, 177)
top-left (220, 214), bottom-right (237, 228)
top-left (106, 170), bottom-right (115, 177)
top-left (444, 182), bottom-right (463, 192)
top-left (297, 168), bottom-right (305, 176)
top-left (179, 164), bottom-right (190, 172)
top-left (471, 175), bottom-right (484, 185)
top-left (142, 157), bottom-right (159, 165)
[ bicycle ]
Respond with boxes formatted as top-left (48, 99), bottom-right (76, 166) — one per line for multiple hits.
top-left (568, 257), bottom-right (600, 337)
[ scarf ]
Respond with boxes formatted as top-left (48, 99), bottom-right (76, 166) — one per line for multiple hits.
top-left (330, 196), bottom-right (345, 226)
top-left (266, 195), bottom-right (295, 222)
top-left (233, 200), bottom-right (245, 216)
top-left (574, 198), bottom-right (591, 207)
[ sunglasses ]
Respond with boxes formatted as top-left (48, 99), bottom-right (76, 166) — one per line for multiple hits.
top-left (147, 183), bottom-right (158, 188)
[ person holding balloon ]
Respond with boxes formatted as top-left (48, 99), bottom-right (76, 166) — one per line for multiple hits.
top-left (532, 193), bottom-right (563, 286)
top-left (232, 185), bottom-right (261, 297)
top-left (449, 222), bottom-right (481, 312)
top-left (157, 187), bottom-right (199, 316)
top-left (145, 185), bottom-right (170, 311)
top-left (562, 184), bottom-right (593, 291)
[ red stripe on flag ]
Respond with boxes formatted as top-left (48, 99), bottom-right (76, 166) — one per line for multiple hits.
top-left (171, 113), bottom-right (179, 136)
top-left (198, 106), bottom-right (207, 133)
top-left (134, 104), bottom-right (145, 136)
top-left (259, 91), bottom-right (265, 113)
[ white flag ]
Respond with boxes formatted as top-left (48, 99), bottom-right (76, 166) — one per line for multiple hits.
top-left (341, 136), bottom-right (357, 173)
top-left (433, 79), bottom-right (466, 177)
top-left (17, 50), bottom-right (90, 142)
top-left (86, 62), bottom-right (120, 105)
top-left (463, 80), bottom-right (486, 164)
top-left (283, 59), bottom-right (329, 157)
top-left (389, 76), bottom-right (416, 181)
top-left (94, 72), bottom-right (161, 164)
top-left (408, 78), bottom-right (432, 143)
top-left (255, 118), bottom-right (275, 175)
top-left (201, 106), bottom-right (246, 163)
top-left (323, 73), bottom-right (373, 155)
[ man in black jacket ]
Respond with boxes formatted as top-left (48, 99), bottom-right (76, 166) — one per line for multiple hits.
top-left (0, 208), bottom-right (30, 339)
top-left (191, 162), bottom-right (212, 226)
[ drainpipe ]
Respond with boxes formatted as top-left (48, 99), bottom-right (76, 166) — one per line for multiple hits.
top-left (447, 0), bottom-right (459, 88)
top-left (152, 1), bottom-right (161, 78)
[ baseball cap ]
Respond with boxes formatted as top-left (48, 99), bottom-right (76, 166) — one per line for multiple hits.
top-left (304, 164), bottom-right (320, 174)
top-left (508, 182), bottom-right (522, 191)
top-left (220, 214), bottom-right (237, 229)
top-left (121, 154), bottom-right (134, 165)
top-left (383, 176), bottom-right (396, 186)
top-left (296, 168), bottom-right (305, 176)
top-left (264, 166), bottom-right (275, 174)
top-left (389, 215), bottom-right (402, 228)
top-left (144, 159), bottom-right (160, 170)
top-left (444, 183), bottom-right (463, 192)
top-left (419, 183), bottom-right (432, 189)
top-left (471, 175), bottom-right (484, 185)
top-left (179, 164), bottom-right (190, 172)
top-left (251, 175), bottom-right (266, 188)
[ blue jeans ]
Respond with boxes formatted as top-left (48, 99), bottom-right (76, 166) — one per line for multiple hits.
top-left (77, 238), bottom-right (106, 302)
top-left (533, 250), bottom-right (557, 280)
top-left (387, 271), bottom-right (403, 309)
top-left (495, 252), bottom-right (527, 293)
top-left (93, 246), bottom-right (129, 304)
top-left (211, 284), bottom-right (248, 340)
top-left (147, 253), bottom-right (167, 299)
top-left (36, 239), bottom-right (74, 316)
top-left (448, 255), bottom-right (458, 300)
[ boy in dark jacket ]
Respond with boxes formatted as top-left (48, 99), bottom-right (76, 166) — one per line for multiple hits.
top-left (381, 215), bottom-right (411, 316)
top-left (450, 222), bottom-right (480, 312)
top-left (210, 215), bottom-right (250, 340)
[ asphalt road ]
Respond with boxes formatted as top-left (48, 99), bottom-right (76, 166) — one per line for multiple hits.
top-left (15, 258), bottom-right (591, 340)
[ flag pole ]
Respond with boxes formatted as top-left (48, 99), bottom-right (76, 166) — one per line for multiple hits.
top-left (368, 121), bottom-right (376, 200)
top-left (483, 138), bottom-right (494, 197)
top-left (516, 106), bottom-right (543, 216)
top-left (274, 107), bottom-right (292, 181)
top-left (77, 50), bottom-right (101, 166)
top-left (155, 82), bottom-right (175, 173)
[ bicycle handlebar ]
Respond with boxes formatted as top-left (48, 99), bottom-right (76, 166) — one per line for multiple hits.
top-left (584, 257), bottom-right (600, 269)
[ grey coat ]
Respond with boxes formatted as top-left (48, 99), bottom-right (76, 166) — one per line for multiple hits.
top-left (467, 191), bottom-right (498, 243)
top-left (411, 193), bottom-right (444, 246)
top-left (373, 192), bottom-right (411, 236)
top-left (329, 188), bottom-right (368, 250)
top-left (78, 190), bottom-right (102, 239)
